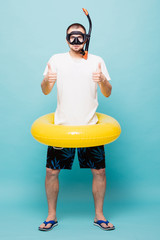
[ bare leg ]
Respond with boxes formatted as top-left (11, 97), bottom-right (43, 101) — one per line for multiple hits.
top-left (91, 168), bottom-right (114, 228)
top-left (39, 168), bottom-right (60, 229)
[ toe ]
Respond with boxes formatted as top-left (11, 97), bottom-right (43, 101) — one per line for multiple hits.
top-left (43, 223), bottom-right (52, 229)
top-left (101, 222), bottom-right (110, 229)
top-left (108, 222), bottom-right (114, 228)
top-left (39, 222), bottom-right (52, 229)
top-left (39, 223), bottom-right (45, 229)
top-left (101, 222), bottom-right (114, 228)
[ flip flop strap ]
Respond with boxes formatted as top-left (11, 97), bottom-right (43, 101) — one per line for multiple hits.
top-left (43, 220), bottom-right (56, 226)
top-left (96, 220), bottom-right (109, 225)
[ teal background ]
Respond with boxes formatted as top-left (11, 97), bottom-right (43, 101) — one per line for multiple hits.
top-left (0, 0), bottom-right (160, 239)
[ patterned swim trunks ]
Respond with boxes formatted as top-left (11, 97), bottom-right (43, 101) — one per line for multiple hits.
top-left (46, 145), bottom-right (106, 170)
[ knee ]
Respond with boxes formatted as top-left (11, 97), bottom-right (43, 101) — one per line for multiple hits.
top-left (91, 168), bottom-right (106, 179)
top-left (46, 168), bottom-right (60, 179)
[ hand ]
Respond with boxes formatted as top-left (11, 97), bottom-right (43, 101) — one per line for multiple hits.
top-left (92, 63), bottom-right (105, 84)
top-left (45, 63), bottom-right (57, 83)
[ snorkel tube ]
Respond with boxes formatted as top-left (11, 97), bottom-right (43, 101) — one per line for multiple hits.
top-left (81, 8), bottom-right (92, 60)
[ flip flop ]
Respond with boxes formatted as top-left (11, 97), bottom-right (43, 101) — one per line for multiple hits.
top-left (94, 220), bottom-right (115, 231)
top-left (38, 220), bottom-right (58, 231)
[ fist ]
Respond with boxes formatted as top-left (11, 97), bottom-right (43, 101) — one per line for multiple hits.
top-left (45, 63), bottom-right (57, 83)
top-left (92, 63), bottom-right (105, 83)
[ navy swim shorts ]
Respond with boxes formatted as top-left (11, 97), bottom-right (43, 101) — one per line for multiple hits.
top-left (46, 145), bottom-right (106, 170)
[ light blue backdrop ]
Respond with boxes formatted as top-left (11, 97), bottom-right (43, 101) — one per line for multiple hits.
top-left (0, 0), bottom-right (160, 239)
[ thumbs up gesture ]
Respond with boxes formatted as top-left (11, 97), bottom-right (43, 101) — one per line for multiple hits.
top-left (45, 63), bottom-right (57, 83)
top-left (92, 63), bottom-right (105, 84)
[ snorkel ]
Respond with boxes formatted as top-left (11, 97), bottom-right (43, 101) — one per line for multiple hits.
top-left (66, 8), bottom-right (92, 60)
top-left (81, 8), bottom-right (92, 60)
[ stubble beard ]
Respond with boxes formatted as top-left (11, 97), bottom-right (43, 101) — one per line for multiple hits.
top-left (72, 45), bottom-right (83, 53)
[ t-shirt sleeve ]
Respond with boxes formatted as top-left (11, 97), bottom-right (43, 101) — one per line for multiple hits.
top-left (43, 55), bottom-right (57, 76)
top-left (99, 57), bottom-right (111, 81)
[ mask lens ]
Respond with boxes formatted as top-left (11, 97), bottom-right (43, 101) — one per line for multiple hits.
top-left (69, 34), bottom-right (84, 44)
top-left (70, 35), bottom-right (76, 43)
top-left (77, 36), bottom-right (84, 43)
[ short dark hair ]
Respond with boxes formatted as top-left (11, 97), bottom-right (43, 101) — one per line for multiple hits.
top-left (66, 23), bottom-right (86, 35)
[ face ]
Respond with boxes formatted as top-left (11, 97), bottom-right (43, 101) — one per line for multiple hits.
top-left (66, 26), bottom-right (87, 53)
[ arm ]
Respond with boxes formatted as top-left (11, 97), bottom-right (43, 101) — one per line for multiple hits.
top-left (41, 76), bottom-right (56, 95)
top-left (92, 62), bottom-right (112, 98)
top-left (98, 74), bottom-right (112, 98)
top-left (41, 63), bottom-right (57, 95)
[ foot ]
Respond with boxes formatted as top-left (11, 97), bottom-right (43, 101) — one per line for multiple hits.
top-left (39, 215), bottom-right (57, 230)
top-left (94, 215), bottom-right (114, 229)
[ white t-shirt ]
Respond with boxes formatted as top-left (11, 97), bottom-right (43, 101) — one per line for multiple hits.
top-left (43, 52), bottom-right (111, 126)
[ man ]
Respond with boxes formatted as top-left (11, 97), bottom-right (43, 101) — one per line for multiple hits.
top-left (39, 23), bottom-right (115, 231)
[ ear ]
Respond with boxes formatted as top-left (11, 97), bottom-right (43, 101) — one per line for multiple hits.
top-left (66, 39), bottom-right (70, 45)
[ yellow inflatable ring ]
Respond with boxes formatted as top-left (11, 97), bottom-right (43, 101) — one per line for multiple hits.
top-left (31, 112), bottom-right (121, 148)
